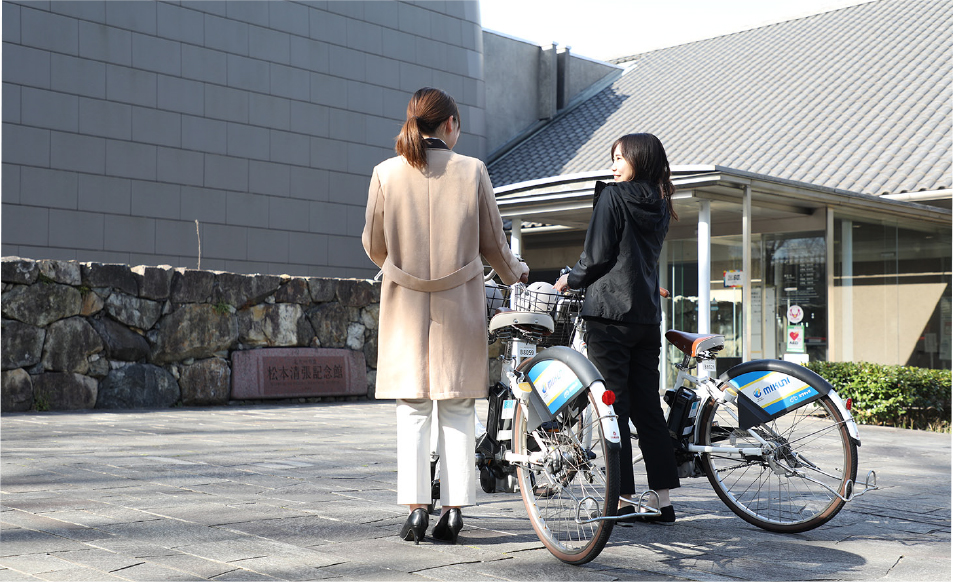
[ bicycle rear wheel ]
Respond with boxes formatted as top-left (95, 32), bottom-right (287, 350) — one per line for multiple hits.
top-left (513, 391), bottom-right (619, 565)
top-left (698, 383), bottom-right (858, 533)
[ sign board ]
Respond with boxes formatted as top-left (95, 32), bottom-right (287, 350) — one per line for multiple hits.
top-left (724, 270), bottom-right (743, 288)
top-left (787, 305), bottom-right (804, 324)
top-left (786, 325), bottom-right (805, 353)
top-left (231, 347), bottom-right (367, 399)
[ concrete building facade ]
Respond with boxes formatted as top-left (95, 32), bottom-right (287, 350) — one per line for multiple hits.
top-left (1, 0), bottom-right (487, 278)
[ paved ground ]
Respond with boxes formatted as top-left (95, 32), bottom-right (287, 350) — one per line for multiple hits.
top-left (1, 400), bottom-right (949, 581)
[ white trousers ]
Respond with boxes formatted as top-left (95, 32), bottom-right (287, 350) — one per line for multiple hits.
top-left (396, 398), bottom-right (476, 507)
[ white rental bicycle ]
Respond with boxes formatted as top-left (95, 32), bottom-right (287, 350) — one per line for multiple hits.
top-left (626, 329), bottom-right (879, 532)
top-left (430, 273), bottom-right (659, 565)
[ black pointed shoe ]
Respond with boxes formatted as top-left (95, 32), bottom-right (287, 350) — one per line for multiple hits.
top-left (399, 508), bottom-right (429, 544)
top-left (432, 508), bottom-right (463, 544)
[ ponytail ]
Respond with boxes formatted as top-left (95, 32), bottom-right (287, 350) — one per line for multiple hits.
top-left (395, 88), bottom-right (460, 171)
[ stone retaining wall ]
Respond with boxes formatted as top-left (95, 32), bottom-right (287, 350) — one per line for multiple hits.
top-left (1, 257), bottom-right (380, 411)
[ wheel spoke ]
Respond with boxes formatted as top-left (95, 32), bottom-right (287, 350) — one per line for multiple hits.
top-left (514, 392), bottom-right (619, 564)
top-left (700, 390), bottom-right (857, 533)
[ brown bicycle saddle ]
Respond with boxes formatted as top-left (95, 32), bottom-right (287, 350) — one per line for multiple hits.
top-left (665, 330), bottom-right (725, 357)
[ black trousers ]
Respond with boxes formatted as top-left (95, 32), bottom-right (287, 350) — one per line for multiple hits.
top-left (585, 318), bottom-right (680, 495)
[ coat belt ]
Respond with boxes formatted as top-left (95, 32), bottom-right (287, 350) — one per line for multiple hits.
top-left (382, 257), bottom-right (483, 293)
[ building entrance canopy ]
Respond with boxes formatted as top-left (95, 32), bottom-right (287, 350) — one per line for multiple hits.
top-left (494, 166), bottom-right (952, 370)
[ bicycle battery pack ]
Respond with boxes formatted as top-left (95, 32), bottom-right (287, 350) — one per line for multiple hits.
top-left (665, 387), bottom-right (700, 438)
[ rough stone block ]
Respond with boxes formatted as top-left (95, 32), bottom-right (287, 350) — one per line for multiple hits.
top-left (1, 283), bottom-right (82, 327)
top-left (82, 263), bottom-right (139, 295)
top-left (307, 302), bottom-right (349, 348)
top-left (80, 289), bottom-right (105, 316)
top-left (307, 277), bottom-right (337, 302)
top-left (363, 334), bottom-right (377, 369)
top-left (34, 372), bottom-right (97, 410)
top-left (131, 265), bottom-right (174, 300)
top-left (40, 316), bottom-right (103, 374)
top-left (237, 303), bottom-right (307, 348)
top-left (171, 268), bottom-right (215, 303)
top-left (1, 319), bottom-right (45, 370)
top-left (97, 364), bottom-right (178, 409)
top-left (231, 347), bottom-right (366, 399)
top-left (89, 316), bottom-right (150, 362)
top-left (178, 357), bottom-right (230, 406)
top-left (212, 272), bottom-right (281, 309)
top-left (152, 304), bottom-right (238, 364)
top-left (337, 279), bottom-right (379, 307)
top-left (275, 278), bottom-right (311, 304)
top-left (2, 257), bottom-right (39, 284)
top-left (2, 368), bottom-right (33, 411)
top-left (38, 259), bottom-right (81, 285)
top-left (105, 292), bottom-right (162, 330)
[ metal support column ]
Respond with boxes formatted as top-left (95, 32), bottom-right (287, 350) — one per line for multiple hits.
top-left (698, 200), bottom-right (713, 377)
top-left (743, 185), bottom-right (752, 362)
top-left (698, 200), bottom-right (711, 334)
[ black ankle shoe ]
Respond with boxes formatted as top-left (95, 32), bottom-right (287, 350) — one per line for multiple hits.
top-left (432, 508), bottom-right (463, 544)
top-left (617, 504), bottom-right (676, 525)
top-left (399, 508), bottom-right (429, 544)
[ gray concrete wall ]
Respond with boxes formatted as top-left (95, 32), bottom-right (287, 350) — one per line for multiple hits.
top-left (482, 31), bottom-right (541, 155)
top-left (1, 0), bottom-right (484, 279)
top-left (483, 30), bottom-right (621, 158)
top-left (565, 52), bottom-right (620, 105)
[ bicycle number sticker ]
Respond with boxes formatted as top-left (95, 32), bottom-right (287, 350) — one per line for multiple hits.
top-left (729, 371), bottom-right (819, 415)
top-left (518, 343), bottom-right (537, 359)
top-left (527, 360), bottom-right (585, 415)
top-left (501, 399), bottom-right (516, 420)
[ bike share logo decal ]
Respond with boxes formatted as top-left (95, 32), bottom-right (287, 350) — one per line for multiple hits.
top-left (730, 371), bottom-right (819, 415)
top-left (528, 360), bottom-right (584, 414)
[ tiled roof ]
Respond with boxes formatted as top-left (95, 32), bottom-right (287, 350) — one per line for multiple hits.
top-left (488, 0), bottom-right (952, 196)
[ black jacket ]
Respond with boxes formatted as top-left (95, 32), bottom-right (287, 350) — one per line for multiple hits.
top-left (566, 180), bottom-right (670, 324)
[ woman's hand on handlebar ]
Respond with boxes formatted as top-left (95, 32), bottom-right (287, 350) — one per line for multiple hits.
top-left (518, 262), bottom-right (529, 284)
top-left (554, 273), bottom-right (570, 292)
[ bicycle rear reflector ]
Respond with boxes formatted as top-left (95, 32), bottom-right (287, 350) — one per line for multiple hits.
top-left (602, 390), bottom-right (616, 406)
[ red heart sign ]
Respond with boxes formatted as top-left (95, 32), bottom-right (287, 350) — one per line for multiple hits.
top-left (789, 331), bottom-right (800, 341)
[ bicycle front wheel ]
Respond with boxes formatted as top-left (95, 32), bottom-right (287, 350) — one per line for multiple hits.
top-left (698, 379), bottom-right (858, 533)
top-left (513, 391), bottom-right (619, 565)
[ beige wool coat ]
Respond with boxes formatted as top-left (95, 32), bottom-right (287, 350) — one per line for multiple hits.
top-left (363, 148), bottom-right (524, 400)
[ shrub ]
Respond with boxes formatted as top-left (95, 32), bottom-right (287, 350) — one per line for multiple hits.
top-left (805, 361), bottom-right (951, 431)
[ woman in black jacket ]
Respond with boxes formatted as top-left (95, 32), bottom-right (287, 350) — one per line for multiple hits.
top-left (555, 133), bottom-right (679, 523)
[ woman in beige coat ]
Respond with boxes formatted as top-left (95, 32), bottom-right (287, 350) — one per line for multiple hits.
top-left (363, 88), bottom-right (528, 545)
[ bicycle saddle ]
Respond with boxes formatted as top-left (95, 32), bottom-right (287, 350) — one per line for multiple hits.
top-left (489, 308), bottom-right (555, 335)
top-left (665, 330), bottom-right (725, 357)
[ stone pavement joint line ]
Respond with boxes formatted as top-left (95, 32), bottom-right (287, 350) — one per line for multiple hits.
top-left (1, 402), bottom-right (950, 581)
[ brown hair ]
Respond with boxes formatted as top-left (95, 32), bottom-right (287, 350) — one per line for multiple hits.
top-left (611, 133), bottom-right (678, 220)
top-left (395, 87), bottom-right (460, 170)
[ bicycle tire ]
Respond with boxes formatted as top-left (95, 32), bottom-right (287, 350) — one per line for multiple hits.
top-left (513, 390), bottom-right (620, 565)
top-left (698, 365), bottom-right (858, 533)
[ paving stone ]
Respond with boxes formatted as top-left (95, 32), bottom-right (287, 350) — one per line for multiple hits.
top-left (0, 528), bottom-right (90, 558)
top-left (0, 566), bottom-right (45, 581)
top-left (0, 406), bottom-right (947, 581)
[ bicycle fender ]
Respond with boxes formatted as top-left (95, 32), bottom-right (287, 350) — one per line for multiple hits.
top-left (587, 380), bottom-right (622, 446)
top-left (517, 346), bottom-right (620, 446)
top-left (718, 359), bottom-right (861, 445)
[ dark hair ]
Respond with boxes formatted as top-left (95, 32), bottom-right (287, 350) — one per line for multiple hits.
top-left (611, 133), bottom-right (678, 220)
top-left (395, 87), bottom-right (460, 170)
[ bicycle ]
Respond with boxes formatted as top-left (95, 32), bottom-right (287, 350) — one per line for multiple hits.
top-left (431, 274), bottom-right (658, 564)
top-left (623, 328), bottom-right (880, 532)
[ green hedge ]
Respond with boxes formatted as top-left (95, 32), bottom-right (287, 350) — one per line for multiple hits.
top-left (805, 361), bottom-right (952, 430)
